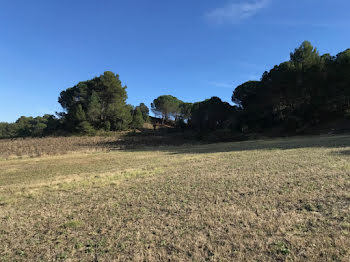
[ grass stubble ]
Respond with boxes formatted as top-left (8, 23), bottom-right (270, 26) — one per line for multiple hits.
top-left (0, 135), bottom-right (349, 261)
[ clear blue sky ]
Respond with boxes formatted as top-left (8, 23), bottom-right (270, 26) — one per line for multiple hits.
top-left (1, 0), bottom-right (350, 122)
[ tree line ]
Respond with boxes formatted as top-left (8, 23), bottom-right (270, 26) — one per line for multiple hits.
top-left (1, 41), bottom-right (350, 139)
top-left (233, 41), bottom-right (350, 133)
top-left (0, 72), bottom-right (149, 138)
top-left (151, 41), bottom-right (350, 135)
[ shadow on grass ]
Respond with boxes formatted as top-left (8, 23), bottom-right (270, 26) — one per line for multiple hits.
top-left (333, 149), bottom-right (350, 156)
top-left (94, 133), bottom-right (350, 155)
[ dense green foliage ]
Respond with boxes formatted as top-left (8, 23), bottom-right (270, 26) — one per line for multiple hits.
top-left (58, 71), bottom-right (134, 133)
top-left (151, 95), bottom-right (193, 124)
top-left (1, 42), bottom-right (350, 139)
top-left (151, 95), bottom-right (182, 122)
top-left (130, 107), bottom-right (145, 129)
top-left (135, 103), bottom-right (149, 122)
top-left (0, 115), bottom-right (61, 138)
top-left (1, 72), bottom-right (150, 138)
top-left (232, 41), bottom-right (350, 133)
top-left (189, 97), bottom-right (237, 131)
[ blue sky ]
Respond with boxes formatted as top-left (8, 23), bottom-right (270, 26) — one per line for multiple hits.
top-left (1, 0), bottom-right (350, 122)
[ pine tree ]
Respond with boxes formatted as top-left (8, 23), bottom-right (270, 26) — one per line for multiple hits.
top-left (131, 107), bottom-right (144, 129)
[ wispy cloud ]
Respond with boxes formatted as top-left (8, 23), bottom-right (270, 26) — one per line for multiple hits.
top-left (208, 81), bottom-right (235, 88)
top-left (206, 0), bottom-right (271, 24)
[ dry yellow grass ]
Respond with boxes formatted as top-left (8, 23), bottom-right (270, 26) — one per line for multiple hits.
top-left (0, 136), bottom-right (119, 159)
top-left (0, 135), bottom-right (350, 261)
top-left (0, 132), bottom-right (189, 160)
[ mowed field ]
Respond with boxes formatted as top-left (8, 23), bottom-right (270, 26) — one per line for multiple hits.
top-left (0, 135), bottom-right (350, 261)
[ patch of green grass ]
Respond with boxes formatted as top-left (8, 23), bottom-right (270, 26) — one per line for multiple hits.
top-left (61, 220), bottom-right (83, 229)
top-left (272, 241), bottom-right (290, 256)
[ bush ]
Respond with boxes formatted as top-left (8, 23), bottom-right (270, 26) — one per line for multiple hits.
top-left (76, 121), bottom-right (96, 135)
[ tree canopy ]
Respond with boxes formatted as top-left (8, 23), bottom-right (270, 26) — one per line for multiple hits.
top-left (190, 97), bottom-right (237, 131)
top-left (151, 95), bottom-right (183, 122)
top-left (232, 41), bottom-right (350, 133)
top-left (2, 41), bottom-right (350, 139)
top-left (58, 71), bottom-right (133, 133)
top-left (0, 115), bottom-right (61, 138)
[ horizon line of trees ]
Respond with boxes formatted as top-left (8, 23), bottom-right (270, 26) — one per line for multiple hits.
top-left (232, 41), bottom-right (350, 133)
top-left (1, 41), bottom-right (350, 139)
top-left (150, 41), bottom-right (350, 134)
top-left (0, 72), bottom-right (150, 138)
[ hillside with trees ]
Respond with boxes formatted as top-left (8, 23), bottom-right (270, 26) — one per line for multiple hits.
top-left (0, 72), bottom-right (149, 137)
top-left (232, 41), bottom-right (350, 134)
top-left (1, 41), bottom-right (350, 139)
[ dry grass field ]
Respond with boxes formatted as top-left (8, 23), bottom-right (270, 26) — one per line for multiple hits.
top-left (0, 135), bottom-right (350, 261)
top-left (0, 136), bottom-right (119, 159)
top-left (0, 132), bottom-right (188, 160)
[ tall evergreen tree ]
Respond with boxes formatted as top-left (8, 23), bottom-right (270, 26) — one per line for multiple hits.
top-left (131, 107), bottom-right (145, 129)
top-left (136, 103), bottom-right (150, 122)
top-left (58, 71), bottom-right (132, 133)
